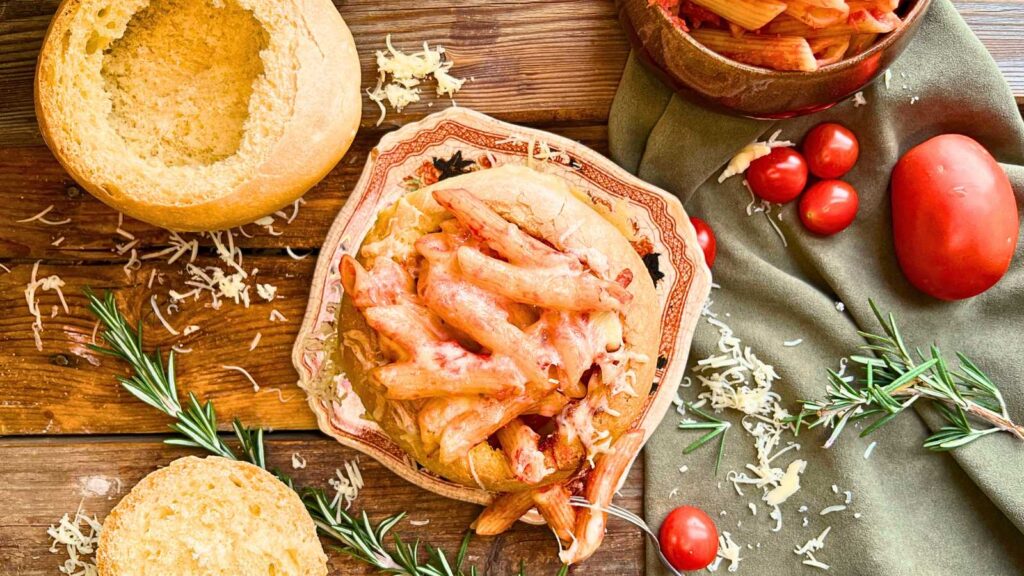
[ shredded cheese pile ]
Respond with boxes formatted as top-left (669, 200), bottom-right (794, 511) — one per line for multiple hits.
top-left (47, 508), bottom-right (101, 576)
top-left (366, 34), bottom-right (465, 126)
top-left (328, 459), bottom-right (364, 514)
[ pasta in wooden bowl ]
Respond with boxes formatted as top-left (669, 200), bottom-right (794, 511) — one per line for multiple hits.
top-left (618, 0), bottom-right (932, 117)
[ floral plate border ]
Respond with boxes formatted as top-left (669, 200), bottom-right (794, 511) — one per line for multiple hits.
top-left (292, 108), bottom-right (711, 506)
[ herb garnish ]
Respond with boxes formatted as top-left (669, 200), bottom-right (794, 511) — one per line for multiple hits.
top-left (433, 151), bottom-right (475, 181)
top-left (85, 289), bottom-right (549, 576)
top-left (796, 300), bottom-right (1024, 450)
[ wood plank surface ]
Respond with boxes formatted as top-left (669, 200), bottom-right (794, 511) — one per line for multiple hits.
top-left (1, 0), bottom-right (1023, 148)
top-left (0, 125), bottom-right (610, 260)
top-left (0, 255), bottom-right (319, 435)
top-left (0, 434), bottom-right (645, 576)
top-left (0, 0), bottom-right (628, 148)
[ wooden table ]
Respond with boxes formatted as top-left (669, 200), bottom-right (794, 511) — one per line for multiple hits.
top-left (1, 2), bottom-right (1021, 574)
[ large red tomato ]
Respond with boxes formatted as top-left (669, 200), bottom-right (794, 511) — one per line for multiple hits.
top-left (890, 134), bottom-right (1019, 300)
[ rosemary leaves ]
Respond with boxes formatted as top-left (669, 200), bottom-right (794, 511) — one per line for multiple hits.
top-left (797, 300), bottom-right (1024, 451)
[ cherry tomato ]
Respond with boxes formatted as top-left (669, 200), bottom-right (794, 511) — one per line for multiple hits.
top-left (803, 123), bottom-right (860, 179)
top-left (746, 147), bottom-right (808, 204)
top-left (799, 180), bottom-right (859, 235)
top-left (690, 217), bottom-right (717, 268)
top-left (659, 506), bottom-right (718, 571)
top-left (891, 134), bottom-right (1018, 300)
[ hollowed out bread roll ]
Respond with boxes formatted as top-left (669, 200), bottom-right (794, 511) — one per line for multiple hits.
top-left (97, 456), bottom-right (327, 576)
top-left (35, 0), bottom-right (361, 231)
top-left (336, 165), bottom-right (660, 493)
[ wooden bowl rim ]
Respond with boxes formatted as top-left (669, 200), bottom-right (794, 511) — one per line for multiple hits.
top-left (642, 0), bottom-right (933, 77)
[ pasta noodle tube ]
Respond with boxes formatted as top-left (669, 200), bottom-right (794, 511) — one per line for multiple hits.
top-left (474, 490), bottom-right (536, 536)
top-left (497, 418), bottom-right (552, 484)
top-left (455, 246), bottom-right (632, 313)
top-left (763, 11), bottom-right (901, 38)
top-left (810, 36), bottom-right (852, 67)
top-left (560, 430), bottom-right (644, 565)
top-left (532, 484), bottom-right (577, 543)
top-left (691, 0), bottom-right (787, 31)
top-left (784, 0), bottom-right (850, 28)
top-left (433, 187), bottom-right (572, 269)
top-left (690, 29), bottom-right (817, 72)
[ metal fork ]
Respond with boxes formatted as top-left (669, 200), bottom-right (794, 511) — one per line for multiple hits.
top-left (569, 496), bottom-right (684, 576)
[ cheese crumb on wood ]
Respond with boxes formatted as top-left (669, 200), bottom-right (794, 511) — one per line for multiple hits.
top-left (24, 261), bottom-right (69, 351)
top-left (47, 507), bottom-right (101, 576)
top-left (291, 452), bottom-right (307, 470)
top-left (223, 364), bottom-right (261, 392)
top-left (328, 459), bottom-right (364, 514)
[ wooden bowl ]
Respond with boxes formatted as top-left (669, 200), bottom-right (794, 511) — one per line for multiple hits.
top-left (617, 0), bottom-right (932, 118)
top-left (292, 108), bottom-right (711, 506)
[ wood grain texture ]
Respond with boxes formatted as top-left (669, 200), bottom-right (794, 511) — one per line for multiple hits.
top-left (0, 434), bottom-right (644, 576)
top-left (1, 1), bottom-right (1022, 147)
top-left (0, 255), bottom-right (320, 435)
top-left (0, 0), bottom-right (628, 147)
top-left (0, 125), bottom-right (610, 260)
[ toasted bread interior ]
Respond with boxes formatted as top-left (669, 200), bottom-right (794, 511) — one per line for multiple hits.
top-left (101, 0), bottom-right (268, 166)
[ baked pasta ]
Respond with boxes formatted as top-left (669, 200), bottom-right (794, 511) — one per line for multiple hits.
top-left (337, 164), bottom-right (660, 563)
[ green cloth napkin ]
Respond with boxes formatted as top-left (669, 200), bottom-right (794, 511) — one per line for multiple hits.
top-left (609, 1), bottom-right (1024, 573)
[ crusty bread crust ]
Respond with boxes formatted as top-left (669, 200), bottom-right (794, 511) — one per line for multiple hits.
top-left (35, 0), bottom-right (361, 231)
top-left (336, 165), bottom-right (661, 492)
top-left (97, 456), bottom-right (327, 576)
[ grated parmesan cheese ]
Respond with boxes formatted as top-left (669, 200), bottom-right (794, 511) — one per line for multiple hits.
top-left (819, 505), bottom-right (846, 516)
top-left (707, 531), bottom-right (743, 572)
top-left (249, 332), bottom-right (263, 351)
top-left (366, 34), bottom-right (465, 126)
top-left (18, 204), bottom-right (72, 226)
top-left (269, 309), bottom-right (288, 322)
top-left (47, 507), bottom-right (101, 576)
top-left (291, 452), bottom-right (307, 470)
top-left (24, 261), bottom-right (69, 351)
top-left (328, 459), bottom-right (364, 514)
top-left (863, 441), bottom-right (877, 459)
top-left (223, 365), bottom-right (261, 392)
top-left (718, 130), bottom-right (793, 183)
top-left (256, 283), bottom-right (277, 302)
top-left (853, 91), bottom-right (867, 107)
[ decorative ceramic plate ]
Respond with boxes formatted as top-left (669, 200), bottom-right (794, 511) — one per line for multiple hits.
top-left (292, 107), bottom-right (711, 506)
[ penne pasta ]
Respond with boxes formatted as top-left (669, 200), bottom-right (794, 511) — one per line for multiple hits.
top-left (532, 484), bottom-right (577, 543)
top-left (474, 490), bottom-right (536, 536)
top-left (433, 188), bottom-right (573, 269)
top-left (419, 395), bottom-right (480, 454)
top-left (560, 430), bottom-right (644, 564)
top-left (845, 33), bottom-right (878, 57)
top-left (455, 246), bottom-right (632, 313)
top-left (372, 356), bottom-right (525, 400)
top-left (784, 0), bottom-right (850, 29)
top-left (691, 0), bottom-right (787, 31)
top-left (762, 11), bottom-right (901, 38)
top-left (690, 29), bottom-right (817, 72)
top-left (809, 36), bottom-right (852, 66)
top-left (848, 0), bottom-right (899, 10)
top-left (497, 418), bottom-right (551, 484)
top-left (525, 390), bottom-right (571, 416)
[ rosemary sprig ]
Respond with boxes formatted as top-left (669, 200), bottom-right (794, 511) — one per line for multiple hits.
top-left (85, 289), bottom-right (531, 576)
top-left (797, 300), bottom-right (1024, 451)
top-left (679, 403), bottom-right (730, 474)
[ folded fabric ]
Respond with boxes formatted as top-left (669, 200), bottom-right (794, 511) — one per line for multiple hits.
top-left (609, 1), bottom-right (1024, 573)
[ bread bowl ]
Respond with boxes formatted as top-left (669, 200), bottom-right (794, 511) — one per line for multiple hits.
top-left (336, 165), bottom-right (661, 495)
top-left (96, 456), bottom-right (327, 576)
top-left (35, 0), bottom-right (361, 231)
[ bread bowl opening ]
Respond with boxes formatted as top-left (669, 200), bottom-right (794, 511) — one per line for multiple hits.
top-left (100, 0), bottom-right (268, 167)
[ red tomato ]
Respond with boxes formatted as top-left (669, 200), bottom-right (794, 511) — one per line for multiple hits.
top-left (799, 180), bottom-right (859, 235)
top-left (659, 506), bottom-right (718, 571)
top-left (690, 217), bottom-right (717, 268)
top-left (891, 134), bottom-right (1019, 300)
top-left (803, 123), bottom-right (860, 179)
top-left (746, 147), bottom-right (808, 204)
